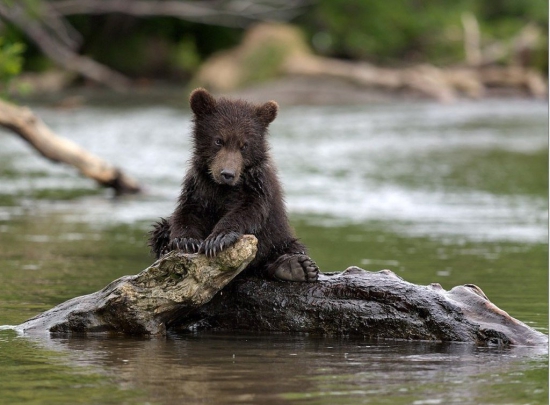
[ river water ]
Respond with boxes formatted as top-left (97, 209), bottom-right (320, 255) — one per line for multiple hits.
top-left (0, 94), bottom-right (547, 404)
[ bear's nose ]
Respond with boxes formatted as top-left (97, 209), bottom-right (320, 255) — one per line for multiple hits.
top-left (220, 170), bottom-right (235, 184)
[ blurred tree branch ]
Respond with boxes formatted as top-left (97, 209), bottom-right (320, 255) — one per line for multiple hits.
top-left (50, 0), bottom-right (312, 27)
top-left (0, 97), bottom-right (141, 194)
top-left (0, 1), bottom-right (130, 90)
top-left (0, 0), bottom-right (311, 90)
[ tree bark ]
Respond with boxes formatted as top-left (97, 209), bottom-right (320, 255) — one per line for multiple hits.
top-left (0, 99), bottom-right (141, 194)
top-left (18, 235), bottom-right (258, 335)
top-left (176, 267), bottom-right (548, 346)
top-left (17, 235), bottom-right (547, 347)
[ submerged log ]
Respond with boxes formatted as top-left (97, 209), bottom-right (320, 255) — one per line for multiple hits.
top-left (0, 99), bottom-right (141, 194)
top-left (18, 235), bottom-right (547, 346)
top-left (18, 235), bottom-right (258, 335)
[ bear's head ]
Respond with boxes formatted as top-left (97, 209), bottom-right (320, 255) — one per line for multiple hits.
top-left (189, 88), bottom-right (278, 186)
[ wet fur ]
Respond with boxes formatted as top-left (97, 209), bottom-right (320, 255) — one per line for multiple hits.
top-left (148, 89), bottom-right (318, 281)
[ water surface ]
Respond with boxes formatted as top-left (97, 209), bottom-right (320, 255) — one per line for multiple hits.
top-left (0, 96), bottom-right (547, 404)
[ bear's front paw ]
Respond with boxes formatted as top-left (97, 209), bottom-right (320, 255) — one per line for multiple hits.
top-left (268, 254), bottom-right (319, 282)
top-left (168, 237), bottom-right (203, 254)
top-left (201, 231), bottom-right (242, 258)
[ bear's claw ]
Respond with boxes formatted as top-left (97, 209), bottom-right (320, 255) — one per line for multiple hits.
top-left (168, 237), bottom-right (202, 254)
top-left (201, 231), bottom-right (242, 258)
top-left (268, 254), bottom-right (319, 282)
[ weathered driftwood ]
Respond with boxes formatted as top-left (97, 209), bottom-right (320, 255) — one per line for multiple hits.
top-left (177, 267), bottom-right (548, 346)
top-left (18, 235), bottom-right (547, 346)
top-left (0, 99), bottom-right (141, 194)
top-left (18, 235), bottom-right (258, 335)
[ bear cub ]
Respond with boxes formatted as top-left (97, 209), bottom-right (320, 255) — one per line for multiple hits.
top-left (148, 88), bottom-right (319, 282)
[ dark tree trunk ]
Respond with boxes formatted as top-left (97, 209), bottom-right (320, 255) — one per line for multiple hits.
top-left (17, 236), bottom-right (547, 347)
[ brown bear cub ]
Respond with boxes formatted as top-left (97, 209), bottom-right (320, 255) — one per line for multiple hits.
top-left (148, 88), bottom-right (319, 282)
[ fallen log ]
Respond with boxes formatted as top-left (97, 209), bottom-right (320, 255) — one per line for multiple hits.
top-left (178, 267), bottom-right (547, 346)
top-left (17, 235), bottom-right (547, 347)
top-left (0, 99), bottom-right (141, 194)
top-left (18, 235), bottom-right (258, 335)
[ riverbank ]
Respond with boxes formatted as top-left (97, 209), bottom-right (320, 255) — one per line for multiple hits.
top-left (11, 73), bottom-right (548, 110)
top-left (10, 21), bottom-right (548, 107)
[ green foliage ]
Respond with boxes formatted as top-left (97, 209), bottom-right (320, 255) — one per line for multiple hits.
top-left (69, 15), bottom-right (241, 78)
top-left (1, 0), bottom-right (547, 78)
top-left (299, 0), bottom-right (548, 69)
top-left (0, 37), bottom-right (25, 85)
top-left (299, 1), bottom-right (470, 64)
top-left (172, 36), bottom-right (201, 73)
top-left (242, 41), bottom-right (289, 86)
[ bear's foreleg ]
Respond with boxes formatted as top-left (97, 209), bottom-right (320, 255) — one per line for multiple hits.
top-left (168, 236), bottom-right (203, 255)
top-left (149, 218), bottom-right (203, 258)
top-left (167, 199), bottom-right (209, 256)
top-left (148, 218), bottom-right (172, 258)
top-left (202, 231), bottom-right (242, 258)
top-left (201, 201), bottom-right (266, 258)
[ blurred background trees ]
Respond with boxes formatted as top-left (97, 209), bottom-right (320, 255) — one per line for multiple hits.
top-left (0, 0), bottom-right (546, 93)
top-left (301, 0), bottom-right (547, 69)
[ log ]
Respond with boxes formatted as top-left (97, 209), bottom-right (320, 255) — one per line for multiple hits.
top-left (284, 55), bottom-right (548, 103)
top-left (175, 267), bottom-right (547, 347)
top-left (17, 235), bottom-right (547, 346)
top-left (18, 235), bottom-right (258, 335)
top-left (0, 99), bottom-right (141, 194)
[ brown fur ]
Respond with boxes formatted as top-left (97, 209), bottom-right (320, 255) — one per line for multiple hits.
top-left (148, 89), bottom-right (319, 282)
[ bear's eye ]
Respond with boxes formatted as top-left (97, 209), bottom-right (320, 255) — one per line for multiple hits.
top-left (241, 143), bottom-right (248, 151)
top-left (214, 138), bottom-right (224, 147)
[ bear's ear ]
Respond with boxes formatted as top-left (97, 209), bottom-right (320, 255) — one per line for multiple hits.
top-left (255, 100), bottom-right (278, 127)
top-left (190, 88), bottom-right (216, 116)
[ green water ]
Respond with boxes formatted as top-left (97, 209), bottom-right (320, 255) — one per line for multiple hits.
top-left (0, 98), bottom-right (547, 404)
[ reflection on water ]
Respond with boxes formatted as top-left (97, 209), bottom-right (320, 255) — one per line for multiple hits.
top-left (0, 330), bottom-right (547, 405)
top-left (0, 97), bottom-right (547, 404)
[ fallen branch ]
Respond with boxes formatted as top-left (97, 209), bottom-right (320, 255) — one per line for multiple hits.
top-left (17, 235), bottom-right (547, 347)
top-left (0, 1), bottom-right (311, 89)
top-left (50, 0), bottom-right (312, 27)
top-left (0, 99), bottom-right (141, 194)
top-left (195, 23), bottom-right (548, 103)
top-left (0, 2), bottom-right (131, 91)
top-left (18, 235), bottom-right (258, 335)
top-left (283, 55), bottom-right (547, 102)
